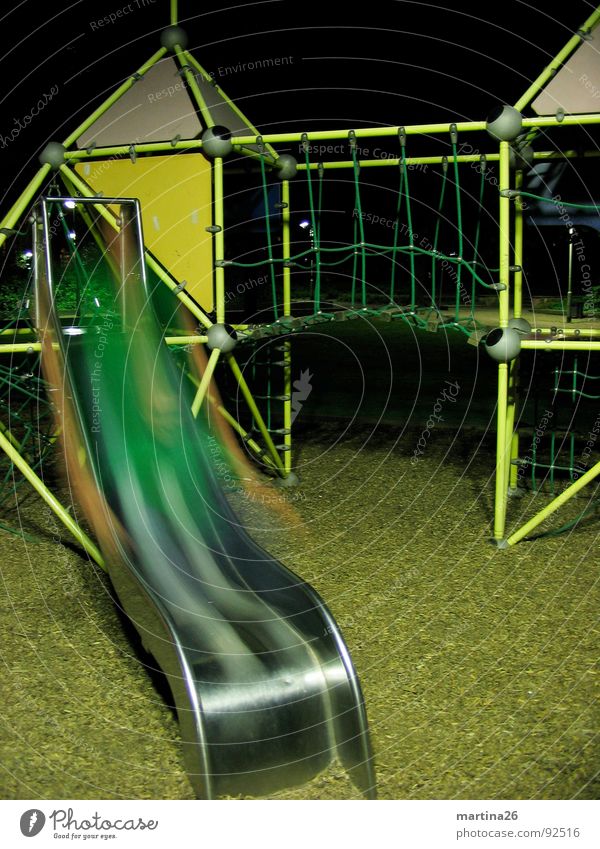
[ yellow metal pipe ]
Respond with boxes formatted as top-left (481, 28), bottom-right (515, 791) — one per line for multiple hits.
top-left (63, 49), bottom-right (167, 149)
top-left (522, 114), bottom-right (600, 129)
top-left (505, 360), bottom-right (518, 494)
top-left (183, 50), bottom-right (279, 160)
top-left (507, 458), bottom-right (600, 546)
top-left (493, 363), bottom-right (510, 540)
top-left (228, 121), bottom-right (488, 147)
top-left (164, 335), bottom-right (208, 345)
top-left (298, 154), bottom-right (501, 170)
top-left (0, 164), bottom-right (52, 251)
top-left (514, 6), bottom-right (600, 112)
top-left (226, 353), bottom-right (285, 474)
top-left (281, 180), bottom-right (292, 475)
top-left (521, 340), bottom-right (600, 351)
top-left (65, 140), bottom-right (203, 159)
top-left (498, 142), bottom-right (511, 328)
top-left (183, 367), bottom-right (278, 471)
top-left (173, 45), bottom-right (214, 129)
top-left (513, 171), bottom-right (524, 319)
top-left (191, 347), bottom-right (220, 418)
top-left (0, 342), bottom-right (47, 353)
top-left (214, 157), bottom-right (226, 324)
top-left (170, 0), bottom-right (178, 25)
top-left (0, 429), bottom-right (105, 568)
top-left (530, 327), bottom-right (600, 336)
top-left (59, 164), bottom-right (214, 330)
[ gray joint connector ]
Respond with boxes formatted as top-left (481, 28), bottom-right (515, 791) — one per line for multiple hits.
top-left (274, 201), bottom-right (288, 209)
top-left (205, 225), bottom-right (221, 233)
top-left (449, 123), bottom-right (458, 144)
top-left (170, 134), bottom-right (182, 147)
top-left (442, 155), bottom-right (448, 172)
top-left (86, 141), bottom-right (97, 155)
top-left (174, 280), bottom-right (187, 293)
top-left (131, 72), bottom-right (142, 82)
top-left (301, 132), bottom-right (309, 152)
top-left (492, 282), bottom-right (507, 291)
top-left (577, 28), bottom-right (593, 41)
top-left (129, 144), bottom-right (137, 163)
top-left (176, 64), bottom-right (192, 77)
top-left (215, 259), bottom-right (231, 267)
top-left (480, 154), bottom-right (487, 171)
top-left (348, 130), bottom-right (357, 149)
top-left (256, 135), bottom-right (265, 153)
top-left (499, 188), bottom-right (519, 198)
top-left (509, 265), bottom-right (522, 272)
top-left (398, 127), bottom-right (406, 147)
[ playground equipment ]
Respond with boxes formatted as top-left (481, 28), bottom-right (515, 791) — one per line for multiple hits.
top-left (1, 0), bottom-right (600, 796)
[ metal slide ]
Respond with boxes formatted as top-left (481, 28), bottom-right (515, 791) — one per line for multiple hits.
top-left (35, 198), bottom-right (376, 800)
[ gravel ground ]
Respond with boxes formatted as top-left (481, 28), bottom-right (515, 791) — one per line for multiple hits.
top-left (0, 421), bottom-right (598, 800)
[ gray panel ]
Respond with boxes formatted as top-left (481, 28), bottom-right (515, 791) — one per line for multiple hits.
top-left (77, 58), bottom-right (202, 149)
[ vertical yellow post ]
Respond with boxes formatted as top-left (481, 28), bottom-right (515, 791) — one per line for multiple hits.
top-left (509, 170), bottom-right (524, 490)
top-left (214, 157), bottom-right (226, 324)
top-left (493, 141), bottom-right (512, 540)
top-left (282, 180), bottom-right (292, 475)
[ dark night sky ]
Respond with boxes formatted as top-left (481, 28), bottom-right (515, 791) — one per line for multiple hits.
top-left (1, 1), bottom-right (597, 197)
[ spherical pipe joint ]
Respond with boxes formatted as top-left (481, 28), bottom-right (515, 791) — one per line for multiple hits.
top-left (206, 323), bottom-right (237, 352)
top-left (486, 105), bottom-right (523, 141)
top-left (275, 154), bottom-right (298, 181)
top-left (508, 317), bottom-right (531, 336)
top-left (39, 142), bottom-right (66, 168)
top-left (160, 26), bottom-right (188, 51)
top-left (484, 326), bottom-right (522, 362)
top-left (201, 125), bottom-right (233, 159)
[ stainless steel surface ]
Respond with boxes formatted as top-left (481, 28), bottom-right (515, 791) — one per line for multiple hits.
top-left (36, 197), bottom-right (376, 799)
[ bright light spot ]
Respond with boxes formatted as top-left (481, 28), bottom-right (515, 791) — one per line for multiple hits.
top-left (64, 326), bottom-right (84, 336)
top-left (64, 200), bottom-right (76, 210)
top-left (22, 250), bottom-right (33, 259)
top-left (68, 231), bottom-right (76, 240)
top-left (94, 297), bottom-right (100, 307)
top-left (299, 220), bottom-right (310, 229)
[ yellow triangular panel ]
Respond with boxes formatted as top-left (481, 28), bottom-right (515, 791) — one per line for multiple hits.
top-left (75, 154), bottom-right (213, 311)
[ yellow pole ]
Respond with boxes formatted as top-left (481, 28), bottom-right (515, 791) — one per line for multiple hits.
top-left (514, 5), bottom-right (600, 112)
top-left (0, 430), bottom-right (105, 569)
top-left (509, 171), bottom-right (524, 490)
top-left (227, 121), bottom-right (488, 146)
top-left (183, 50), bottom-right (279, 161)
top-left (58, 164), bottom-right (214, 330)
top-left (191, 348), bottom-right (220, 418)
top-left (173, 45), bottom-right (214, 129)
top-left (521, 340), bottom-right (600, 351)
top-left (281, 180), bottom-right (292, 475)
top-left (507, 460), bottom-right (600, 545)
top-left (226, 353), bottom-right (285, 474)
top-left (213, 157), bottom-right (226, 324)
top-left (0, 164), bottom-right (52, 251)
top-left (298, 154), bottom-right (501, 170)
top-left (183, 368), bottom-right (278, 471)
top-left (62, 49), bottom-right (168, 149)
top-left (493, 141), bottom-right (512, 540)
top-left (170, 0), bottom-right (178, 24)
top-left (64, 140), bottom-right (203, 159)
